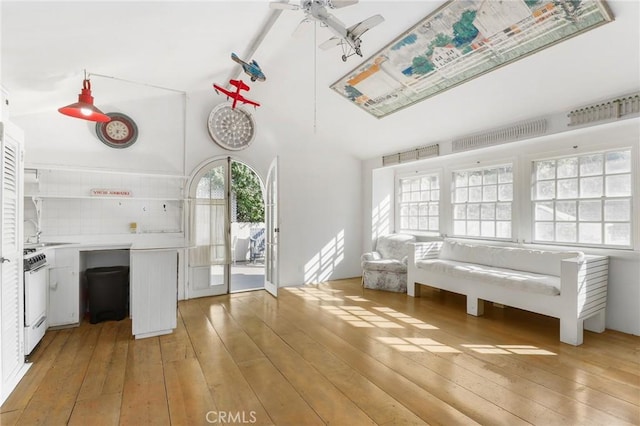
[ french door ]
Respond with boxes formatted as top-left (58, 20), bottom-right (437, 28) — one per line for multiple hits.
top-left (187, 157), bottom-right (278, 298)
top-left (188, 158), bottom-right (230, 298)
top-left (264, 157), bottom-right (279, 297)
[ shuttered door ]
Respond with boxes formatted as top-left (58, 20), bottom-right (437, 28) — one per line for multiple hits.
top-left (1, 123), bottom-right (24, 394)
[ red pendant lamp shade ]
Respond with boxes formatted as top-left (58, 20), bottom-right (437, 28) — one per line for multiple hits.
top-left (58, 79), bottom-right (111, 122)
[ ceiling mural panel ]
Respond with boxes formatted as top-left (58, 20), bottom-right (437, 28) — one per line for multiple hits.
top-left (331, 0), bottom-right (613, 118)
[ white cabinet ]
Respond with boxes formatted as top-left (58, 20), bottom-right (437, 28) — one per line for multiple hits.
top-left (47, 247), bottom-right (80, 327)
top-left (0, 121), bottom-right (29, 404)
top-left (47, 245), bottom-right (179, 339)
top-left (130, 249), bottom-right (178, 339)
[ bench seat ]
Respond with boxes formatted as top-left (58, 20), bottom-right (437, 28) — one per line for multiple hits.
top-left (415, 259), bottom-right (561, 296)
top-left (408, 239), bottom-right (609, 346)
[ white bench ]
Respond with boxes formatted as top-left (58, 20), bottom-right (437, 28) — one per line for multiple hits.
top-left (408, 240), bottom-right (609, 345)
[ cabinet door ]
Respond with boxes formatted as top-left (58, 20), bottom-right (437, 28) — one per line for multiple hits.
top-left (0, 123), bottom-right (26, 402)
top-left (48, 248), bottom-right (80, 327)
top-left (131, 249), bottom-right (177, 339)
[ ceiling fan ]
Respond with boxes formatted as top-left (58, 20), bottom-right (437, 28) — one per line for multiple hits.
top-left (270, 0), bottom-right (383, 61)
top-left (270, 0), bottom-right (359, 14)
top-left (270, 0), bottom-right (357, 37)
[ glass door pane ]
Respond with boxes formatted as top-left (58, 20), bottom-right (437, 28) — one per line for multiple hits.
top-left (188, 160), bottom-right (230, 298)
top-left (229, 161), bottom-right (265, 293)
top-left (265, 157), bottom-right (278, 297)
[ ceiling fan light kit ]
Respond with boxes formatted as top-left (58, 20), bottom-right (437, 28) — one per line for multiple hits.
top-left (270, 0), bottom-right (383, 62)
top-left (58, 76), bottom-right (111, 123)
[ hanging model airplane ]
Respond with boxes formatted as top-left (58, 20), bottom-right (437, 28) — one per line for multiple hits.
top-left (231, 53), bottom-right (266, 82)
top-left (318, 14), bottom-right (384, 61)
top-left (270, 0), bottom-right (384, 61)
top-left (212, 79), bottom-right (260, 109)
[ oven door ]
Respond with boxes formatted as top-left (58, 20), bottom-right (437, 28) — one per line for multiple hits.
top-left (25, 264), bottom-right (48, 325)
top-left (24, 264), bottom-right (48, 354)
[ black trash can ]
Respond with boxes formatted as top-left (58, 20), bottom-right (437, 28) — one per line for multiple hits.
top-left (85, 266), bottom-right (129, 324)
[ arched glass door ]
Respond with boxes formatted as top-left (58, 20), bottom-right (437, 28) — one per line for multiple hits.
top-left (188, 158), bottom-right (230, 298)
top-left (187, 157), bottom-right (267, 298)
top-left (264, 157), bottom-right (279, 297)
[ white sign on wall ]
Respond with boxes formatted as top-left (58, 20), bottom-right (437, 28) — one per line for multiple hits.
top-left (90, 188), bottom-right (132, 197)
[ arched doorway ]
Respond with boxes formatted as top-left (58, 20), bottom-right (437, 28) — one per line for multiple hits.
top-left (187, 157), bottom-right (266, 298)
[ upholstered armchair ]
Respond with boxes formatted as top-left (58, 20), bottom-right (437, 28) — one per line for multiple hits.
top-left (361, 234), bottom-right (417, 292)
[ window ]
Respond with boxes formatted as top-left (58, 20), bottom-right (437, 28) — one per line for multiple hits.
top-left (532, 149), bottom-right (632, 247)
top-left (452, 165), bottom-right (513, 239)
top-left (398, 174), bottom-right (439, 233)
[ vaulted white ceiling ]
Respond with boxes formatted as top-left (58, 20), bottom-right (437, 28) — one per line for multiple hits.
top-left (2, 0), bottom-right (639, 159)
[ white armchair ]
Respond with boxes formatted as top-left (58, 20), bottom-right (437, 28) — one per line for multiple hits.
top-left (361, 234), bottom-right (416, 292)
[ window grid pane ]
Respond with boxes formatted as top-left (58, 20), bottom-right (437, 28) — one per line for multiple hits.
top-left (452, 165), bottom-right (512, 239)
top-left (532, 150), bottom-right (632, 247)
top-left (399, 174), bottom-right (439, 233)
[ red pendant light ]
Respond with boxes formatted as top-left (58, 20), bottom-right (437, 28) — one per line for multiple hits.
top-left (58, 76), bottom-right (111, 122)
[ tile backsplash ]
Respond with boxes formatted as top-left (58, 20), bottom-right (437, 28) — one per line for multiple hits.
top-left (24, 169), bottom-right (184, 239)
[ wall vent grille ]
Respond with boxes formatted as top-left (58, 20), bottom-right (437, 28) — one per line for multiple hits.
top-left (568, 93), bottom-right (640, 126)
top-left (382, 144), bottom-right (439, 166)
top-left (452, 119), bottom-right (547, 153)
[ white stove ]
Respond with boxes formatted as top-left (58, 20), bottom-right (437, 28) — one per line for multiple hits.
top-left (23, 248), bottom-right (48, 355)
top-left (23, 248), bottom-right (46, 271)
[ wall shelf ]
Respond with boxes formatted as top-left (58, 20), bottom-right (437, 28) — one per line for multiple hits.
top-left (23, 167), bottom-right (186, 237)
top-left (24, 194), bottom-right (185, 201)
top-left (25, 168), bottom-right (185, 200)
top-left (24, 165), bottom-right (188, 180)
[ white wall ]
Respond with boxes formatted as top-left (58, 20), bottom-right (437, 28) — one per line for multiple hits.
top-left (0, 0), bottom-right (2, 123)
top-left (13, 83), bottom-right (364, 288)
top-left (0, 0), bottom-right (2, 121)
top-left (16, 92), bottom-right (185, 174)
top-left (24, 169), bottom-right (183, 238)
top-left (362, 118), bottom-right (640, 336)
top-left (184, 89), bottom-right (363, 285)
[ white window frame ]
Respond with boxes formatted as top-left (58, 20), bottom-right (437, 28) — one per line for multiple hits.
top-left (450, 162), bottom-right (514, 241)
top-left (396, 171), bottom-right (441, 235)
top-left (531, 148), bottom-right (634, 249)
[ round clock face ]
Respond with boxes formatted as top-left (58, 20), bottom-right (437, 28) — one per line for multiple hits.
top-left (95, 112), bottom-right (138, 148)
top-left (207, 104), bottom-right (256, 151)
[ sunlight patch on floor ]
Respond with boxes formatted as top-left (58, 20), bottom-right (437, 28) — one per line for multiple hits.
top-left (289, 288), bottom-right (438, 330)
top-left (496, 345), bottom-right (556, 355)
top-left (461, 344), bottom-right (556, 355)
top-left (286, 286), bottom-right (558, 356)
top-left (317, 305), bottom-right (401, 329)
top-left (373, 307), bottom-right (439, 329)
top-left (377, 336), bottom-right (461, 353)
top-left (344, 295), bottom-right (369, 302)
top-left (286, 287), bottom-right (343, 302)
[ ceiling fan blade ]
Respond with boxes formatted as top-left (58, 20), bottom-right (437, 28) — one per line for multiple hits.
top-left (323, 13), bottom-right (347, 38)
top-left (329, 0), bottom-right (359, 9)
top-left (269, 1), bottom-right (300, 10)
top-left (318, 37), bottom-right (343, 51)
top-left (292, 18), bottom-right (312, 38)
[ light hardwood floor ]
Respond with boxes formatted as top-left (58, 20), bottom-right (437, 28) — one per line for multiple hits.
top-left (2, 278), bottom-right (638, 425)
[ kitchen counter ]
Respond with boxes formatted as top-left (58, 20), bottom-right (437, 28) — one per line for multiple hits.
top-left (35, 233), bottom-right (185, 251)
top-left (44, 234), bottom-right (185, 338)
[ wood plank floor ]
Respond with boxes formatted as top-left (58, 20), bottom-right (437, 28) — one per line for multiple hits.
top-left (2, 278), bottom-right (638, 425)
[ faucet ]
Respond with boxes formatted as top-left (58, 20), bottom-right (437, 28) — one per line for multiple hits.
top-left (24, 219), bottom-right (41, 243)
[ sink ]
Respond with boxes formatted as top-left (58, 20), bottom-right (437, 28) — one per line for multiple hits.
top-left (25, 242), bottom-right (73, 249)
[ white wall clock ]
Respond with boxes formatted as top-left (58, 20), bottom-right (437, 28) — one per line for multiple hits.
top-left (95, 112), bottom-right (139, 149)
top-left (207, 104), bottom-right (256, 151)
